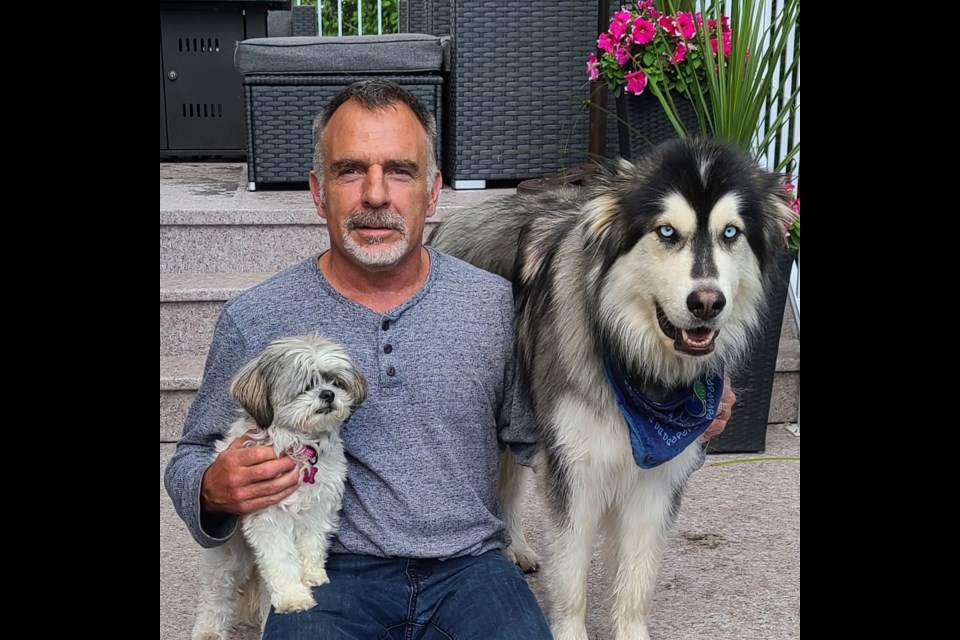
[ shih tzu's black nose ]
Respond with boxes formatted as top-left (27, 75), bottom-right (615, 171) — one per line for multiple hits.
top-left (319, 390), bottom-right (335, 403)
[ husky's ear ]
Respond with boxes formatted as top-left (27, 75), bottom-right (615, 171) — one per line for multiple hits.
top-left (348, 368), bottom-right (369, 411)
top-left (229, 355), bottom-right (274, 428)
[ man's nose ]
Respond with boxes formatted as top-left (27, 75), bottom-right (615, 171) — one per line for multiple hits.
top-left (362, 165), bottom-right (389, 209)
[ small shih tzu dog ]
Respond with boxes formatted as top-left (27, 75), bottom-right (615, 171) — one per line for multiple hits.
top-left (191, 335), bottom-right (368, 640)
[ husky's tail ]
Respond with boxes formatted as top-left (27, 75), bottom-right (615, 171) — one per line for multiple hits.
top-left (428, 188), bottom-right (584, 281)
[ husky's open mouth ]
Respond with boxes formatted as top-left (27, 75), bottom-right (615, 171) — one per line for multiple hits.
top-left (656, 304), bottom-right (719, 356)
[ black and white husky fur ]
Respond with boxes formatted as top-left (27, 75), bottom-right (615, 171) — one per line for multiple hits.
top-left (429, 138), bottom-right (792, 640)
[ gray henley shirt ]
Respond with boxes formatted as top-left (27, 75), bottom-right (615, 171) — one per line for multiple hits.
top-left (164, 248), bottom-right (537, 559)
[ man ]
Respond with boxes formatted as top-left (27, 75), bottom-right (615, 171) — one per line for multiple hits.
top-left (165, 80), bottom-right (553, 639)
top-left (165, 79), bottom-right (734, 639)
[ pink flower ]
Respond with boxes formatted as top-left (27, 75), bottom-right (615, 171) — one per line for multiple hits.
top-left (636, 1), bottom-right (658, 20)
top-left (609, 17), bottom-right (628, 41)
top-left (659, 15), bottom-right (677, 36)
top-left (598, 32), bottom-right (617, 53)
top-left (586, 53), bottom-right (599, 81)
top-left (783, 183), bottom-right (800, 214)
top-left (707, 16), bottom-right (731, 34)
top-left (676, 12), bottom-right (697, 39)
top-left (708, 32), bottom-right (733, 57)
top-left (587, 6), bottom-right (734, 100)
top-left (670, 42), bottom-right (687, 65)
top-left (624, 69), bottom-right (648, 95)
top-left (632, 18), bottom-right (655, 45)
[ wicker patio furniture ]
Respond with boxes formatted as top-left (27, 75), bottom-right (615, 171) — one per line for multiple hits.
top-left (236, 31), bottom-right (448, 190)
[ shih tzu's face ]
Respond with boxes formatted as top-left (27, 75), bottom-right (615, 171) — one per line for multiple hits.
top-left (229, 335), bottom-right (368, 437)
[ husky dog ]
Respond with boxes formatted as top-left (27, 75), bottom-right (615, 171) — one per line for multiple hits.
top-left (192, 335), bottom-right (368, 640)
top-left (429, 138), bottom-right (791, 640)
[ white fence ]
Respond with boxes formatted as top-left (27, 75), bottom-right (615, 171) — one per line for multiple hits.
top-left (762, 0), bottom-right (800, 332)
top-left (295, 1), bottom-right (398, 36)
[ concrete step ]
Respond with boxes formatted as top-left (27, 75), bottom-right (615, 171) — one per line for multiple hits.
top-left (160, 162), bottom-right (513, 274)
top-left (160, 272), bottom-right (274, 357)
top-left (160, 208), bottom-right (328, 274)
top-left (161, 354), bottom-right (206, 443)
top-left (160, 212), bottom-right (452, 275)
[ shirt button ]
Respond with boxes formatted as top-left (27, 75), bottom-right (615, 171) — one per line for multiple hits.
top-left (381, 320), bottom-right (390, 331)
top-left (387, 366), bottom-right (396, 376)
top-left (383, 344), bottom-right (393, 354)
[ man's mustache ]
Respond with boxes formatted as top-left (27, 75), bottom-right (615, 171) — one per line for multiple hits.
top-left (346, 209), bottom-right (406, 232)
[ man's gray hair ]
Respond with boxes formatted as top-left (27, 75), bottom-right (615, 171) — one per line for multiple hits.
top-left (312, 80), bottom-right (439, 199)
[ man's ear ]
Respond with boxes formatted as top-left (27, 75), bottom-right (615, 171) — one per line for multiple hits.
top-left (309, 171), bottom-right (326, 219)
top-left (426, 169), bottom-right (443, 219)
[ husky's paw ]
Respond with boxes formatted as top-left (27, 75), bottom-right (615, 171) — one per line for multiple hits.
top-left (302, 565), bottom-right (329, 588)
top-left (272, 585), bottom-right (316, 613)
top-left (504, 542), bottom-right (540, 573)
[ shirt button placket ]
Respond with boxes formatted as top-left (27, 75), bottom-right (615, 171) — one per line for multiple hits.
top-left (381, 317), bottom-right (397, 384)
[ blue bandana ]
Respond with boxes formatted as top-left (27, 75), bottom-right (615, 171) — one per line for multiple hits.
top-left (603, 356), bottom-right (723, 469)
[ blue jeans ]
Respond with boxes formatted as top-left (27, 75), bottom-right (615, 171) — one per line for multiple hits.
top-left (262, 550), bottom-right (552, 640)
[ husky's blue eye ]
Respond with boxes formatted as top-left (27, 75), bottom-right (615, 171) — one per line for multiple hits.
top-left (723, 225), bottom-right (739, 240)
top-left (657, 225), bottom-right (675, 239)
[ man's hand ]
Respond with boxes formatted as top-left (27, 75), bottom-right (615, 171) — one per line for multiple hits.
top-left (704, 376), bottom-right (736, 440)
top-left (200, 434), bottom-right (300, 516)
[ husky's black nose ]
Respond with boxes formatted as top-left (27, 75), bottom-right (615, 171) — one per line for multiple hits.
top-left (320, 390), bottom-right (335, 403)
top-left (687, 289), bottom-right (726, 320)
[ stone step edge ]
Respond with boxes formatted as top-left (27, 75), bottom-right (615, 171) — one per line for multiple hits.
top-left (161, 272), bottom-right (278, 302)
top-left (160, 190), bottom-right (514, 226)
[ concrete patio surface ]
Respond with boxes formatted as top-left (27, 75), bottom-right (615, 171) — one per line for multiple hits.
top-left (161, 427), bottom-right (799, 640)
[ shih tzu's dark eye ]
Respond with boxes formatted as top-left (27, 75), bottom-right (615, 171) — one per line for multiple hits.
top-left (303, 382), bottom-right (315, 393)
top-left (329, 377), bottom-right (347, 390)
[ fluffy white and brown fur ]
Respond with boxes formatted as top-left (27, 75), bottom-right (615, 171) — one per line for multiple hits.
top-left (191, 335), bottom-right (367, 640)
top-left (430, 138), bottom-right (792, 640)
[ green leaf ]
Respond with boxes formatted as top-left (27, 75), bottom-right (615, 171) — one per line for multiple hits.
top-left (648, 0), bottom-right (800, 169)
